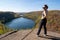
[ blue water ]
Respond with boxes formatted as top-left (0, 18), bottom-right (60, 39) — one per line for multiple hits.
top-left (5, 17), bottom-right (35, 30)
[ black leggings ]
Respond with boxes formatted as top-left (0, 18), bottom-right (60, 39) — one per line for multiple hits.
top-left (37, 18), bottom-right (47, 35)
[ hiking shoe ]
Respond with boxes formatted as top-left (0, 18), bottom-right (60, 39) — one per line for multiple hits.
top-left (36, 34), bottom-right (40, 37)
top-left (43, 34), bottom-right (47, 36)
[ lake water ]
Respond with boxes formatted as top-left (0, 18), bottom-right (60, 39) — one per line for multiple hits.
top-left (5, 17), bottom-right (35, 30)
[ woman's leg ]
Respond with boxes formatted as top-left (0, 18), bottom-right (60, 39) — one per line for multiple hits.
top-left (37, 20), bottom-right (43, 35)
top-left (43, 23), bottom-right (47, 35)
top-left (43, 18), bottom-right (47, 35)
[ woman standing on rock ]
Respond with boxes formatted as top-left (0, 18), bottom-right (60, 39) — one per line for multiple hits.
top-left (37, 5), bottom-right (48, 36)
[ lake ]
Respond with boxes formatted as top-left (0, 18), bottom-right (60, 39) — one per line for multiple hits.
top-left (5, 17), bottom-right (35, 30)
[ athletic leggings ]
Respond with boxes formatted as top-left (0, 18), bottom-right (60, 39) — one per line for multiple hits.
top-left (37, 18), bottom-right (47, 35)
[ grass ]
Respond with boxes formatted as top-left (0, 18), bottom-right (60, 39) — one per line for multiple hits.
top-left (0, 22), bottom-right (13, 35)
top-left (0, 30), bottom-right (4, 35)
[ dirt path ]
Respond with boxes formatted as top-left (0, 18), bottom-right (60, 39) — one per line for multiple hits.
top-left (0, 29), bottom-right (60, 40)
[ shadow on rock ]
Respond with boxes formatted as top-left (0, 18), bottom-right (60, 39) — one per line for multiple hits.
top-left (39, 35), bottom-right (60, 40)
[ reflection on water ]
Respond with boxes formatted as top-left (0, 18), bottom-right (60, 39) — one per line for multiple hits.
top-left (5, 17), bottom-right (35, 30)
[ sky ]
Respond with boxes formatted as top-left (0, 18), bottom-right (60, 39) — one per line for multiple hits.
top-left (0, 0), bottom-right (60, 12)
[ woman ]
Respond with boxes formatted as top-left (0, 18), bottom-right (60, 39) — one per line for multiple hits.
top-left (37, 5), bottom-right (48, 36)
